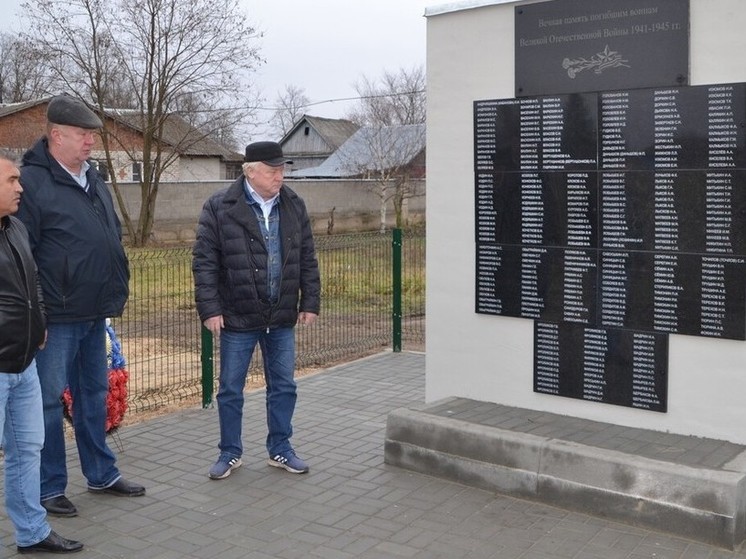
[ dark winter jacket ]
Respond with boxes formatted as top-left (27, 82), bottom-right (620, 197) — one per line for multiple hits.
top-left (192, 177), bottom-right (321, 331)
top-left (16, 137), bottom-right (129, 322)
top-left (0, 215), bottom-right (47, 373)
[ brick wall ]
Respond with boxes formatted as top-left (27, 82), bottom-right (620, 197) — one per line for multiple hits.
top-left (0, 104), bottom-right (48, 156)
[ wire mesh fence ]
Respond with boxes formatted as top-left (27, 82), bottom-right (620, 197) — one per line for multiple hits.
top-left (111, 228), bottom-right (425, 417)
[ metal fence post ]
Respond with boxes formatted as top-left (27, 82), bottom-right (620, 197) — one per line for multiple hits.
top-left (392, 228), bottom-right (402, 352)
top-left (201, 325), bottom-right (214, 408)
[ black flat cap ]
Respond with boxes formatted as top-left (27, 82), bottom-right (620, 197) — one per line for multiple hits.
top-left (244, 141), bottom-right (293, 166)
top-left (47, 95), bottom-right (103, 129)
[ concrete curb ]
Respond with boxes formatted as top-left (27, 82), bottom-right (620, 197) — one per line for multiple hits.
top-left (384, 404), bottom-right (746, 549)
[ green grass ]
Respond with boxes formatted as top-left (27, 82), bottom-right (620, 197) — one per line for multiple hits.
top-left (122, 231), bottom-right (425, 317)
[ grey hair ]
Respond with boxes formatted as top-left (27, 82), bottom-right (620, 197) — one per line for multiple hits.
top-left (0, 149), bottom-right (19, 165)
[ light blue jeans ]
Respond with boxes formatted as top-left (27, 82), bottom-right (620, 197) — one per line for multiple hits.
top-left (217, 327), bottom-right (297, 460)
top-left (35, 320), bottom-right (121, 500)
top-left (0, 360), bottom-right (52, 546)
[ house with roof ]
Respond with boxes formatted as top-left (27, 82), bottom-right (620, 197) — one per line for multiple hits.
top-left (290, 123), bottom-right (426, 179)
top-left (0, 97), bottom-right (243, 181)
top-left (279, 114), bottom-right (360, 170)
top-left (289, 123), bottom-right (426, 231)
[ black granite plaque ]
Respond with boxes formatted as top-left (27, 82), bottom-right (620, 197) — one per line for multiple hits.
top-left (476, 245), bottom-right (598, 324)
top-left (475, 81), bottom-right (746, 411)
top-left (598, 251), bottom-right (746, 339)
top-left (599, 83), bottom-right (746, 171)
top-left (534, 321), bottom-right (668, 412)
top-left (475, 171), bottom-right (599, 248)
top-left (599, 170), bottom-right (746, 255)
top-left (515, 0), bottom-right (689, 96)
top-left (474, 94), bottom-right (598, 172)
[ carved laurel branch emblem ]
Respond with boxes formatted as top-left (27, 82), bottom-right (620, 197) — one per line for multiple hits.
top-left (562, 45), bottom-right (630, 79)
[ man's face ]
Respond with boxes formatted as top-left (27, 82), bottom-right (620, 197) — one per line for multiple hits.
top-left (50, 124), bottom-right (97, 169)
top-left (246, 162), bottom-right (285, 200)
top-left (0, 158), bottom-right (23, 218)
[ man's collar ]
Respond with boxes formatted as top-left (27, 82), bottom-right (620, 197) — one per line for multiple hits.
top-left (244, 178), bottom-right (279, 205)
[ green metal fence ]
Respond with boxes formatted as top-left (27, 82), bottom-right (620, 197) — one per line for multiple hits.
top-left (111, 228), bottom-right (425, 416)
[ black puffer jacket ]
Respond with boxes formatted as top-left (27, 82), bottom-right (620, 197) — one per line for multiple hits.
top-left (16, 137), bottom-right (129, 322)
top-left (192, 177), bottom-right (321, 331)
top-left (0, 216), bottom-right (46, 373)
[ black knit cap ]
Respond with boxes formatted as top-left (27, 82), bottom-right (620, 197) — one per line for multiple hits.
top-left (47, 95), bottom-right (103, 129)
top-left (244, 141), bottom-right (293, 166)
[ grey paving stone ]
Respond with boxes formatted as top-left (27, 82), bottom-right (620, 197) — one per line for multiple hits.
top-left (2, 351), bottom-right (746, 558)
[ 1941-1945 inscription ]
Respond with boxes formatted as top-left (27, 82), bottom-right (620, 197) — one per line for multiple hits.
top-left (515, 0), bottom-right (689, 96)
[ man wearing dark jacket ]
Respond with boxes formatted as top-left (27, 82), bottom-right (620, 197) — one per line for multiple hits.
top-left (193, 141), bottom-right (321, 479)
top-left (0, 151), bottom-right (83, 553)
top-left (15, 95), bottom-right (145, 519)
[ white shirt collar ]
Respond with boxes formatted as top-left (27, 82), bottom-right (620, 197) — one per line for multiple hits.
top-left (244, 178), bottom-right (279, 228)
top-left (60, 160), bottom-right (90, 190)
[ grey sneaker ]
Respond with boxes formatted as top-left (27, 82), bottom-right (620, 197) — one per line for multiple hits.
top-left (268, 451), bottom-right (309, 474)
top-left (208, 457), bottom-right (242, 479)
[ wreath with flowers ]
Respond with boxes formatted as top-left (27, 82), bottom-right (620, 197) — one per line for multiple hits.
top-left (61, 321), bottom-right (129, 434)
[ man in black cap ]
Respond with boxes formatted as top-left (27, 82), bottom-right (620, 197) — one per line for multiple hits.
top-left (0, 150), bottom-right (83, 554)
top-left (15, 95), bottom-right (145, 518)
top-left (193, 141), bottom-right (321, 479)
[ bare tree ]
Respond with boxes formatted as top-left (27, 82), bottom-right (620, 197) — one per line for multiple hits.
top-left (0, 33), bottom-right (55, 103)
top-left (269, 84), bottom-right (310, 139)
top-left (336, 124), bottom-right (425, 231)
top-left (21, 0), bottom-right (263, 246)
top-left (174, 91), bottom-right (243, 151)
top-left (342, 66), bottom-right (426, 230)
top-left (347, 65), bottom-right (426, 126)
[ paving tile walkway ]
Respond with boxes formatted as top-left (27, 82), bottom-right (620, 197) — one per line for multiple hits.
top-left (1, 351), bottom-right (745, 558)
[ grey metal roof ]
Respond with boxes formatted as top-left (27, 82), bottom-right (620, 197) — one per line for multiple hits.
top-left (290, 124), bottom-right (425, 178)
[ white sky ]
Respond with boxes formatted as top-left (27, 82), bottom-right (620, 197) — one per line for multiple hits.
top-left (2, 0), bottom-right (443, 138)
top-left (245, 1), bottom-right (434, 125)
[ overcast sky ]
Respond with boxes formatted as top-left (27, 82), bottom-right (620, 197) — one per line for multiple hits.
top-left (245, 1), bottom-right (435, 125)
top-left (2, 0), bottom-right (443, 138)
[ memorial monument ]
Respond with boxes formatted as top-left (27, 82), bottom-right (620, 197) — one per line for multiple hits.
top-left (386, 0), bottom-right (746, 547)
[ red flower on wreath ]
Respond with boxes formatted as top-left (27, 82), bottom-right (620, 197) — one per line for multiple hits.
top-left (62, 368), bottom-right (129, 434)
top-left (61, 322), bottom-right (129, 434)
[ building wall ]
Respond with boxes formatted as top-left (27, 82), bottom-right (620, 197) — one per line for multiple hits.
top-left (0, 104), bottom-right (47, 155)
top-left (282, 120), bottom-right (334, 170)
top-left (179, 156), bottom-right (222, 182)
top-left (0, 103), bottom-right (224, 181)
top-left (425, 0), bottom-right (746, 443)
top-left (112, 178), bottom-right (426, 243)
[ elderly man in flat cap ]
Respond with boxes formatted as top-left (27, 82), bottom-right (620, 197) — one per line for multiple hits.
top-left (16, 94), bottom-right (145, 519)
top-left (193, 141), bottom-right (321, 479)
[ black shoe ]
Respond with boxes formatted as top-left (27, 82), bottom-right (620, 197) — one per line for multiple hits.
top-left (17, 530), bottom-right (83, 554)
top-left (88, 477), bottom-right (145, 497)
top-left (40, 496), bottom-right (78, 518)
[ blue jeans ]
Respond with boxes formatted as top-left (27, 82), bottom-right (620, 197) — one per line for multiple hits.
top-left (0, 360), bottom-right (52, 546)
top-left (217, 327), bottom-right (297, 459)
top-left (35, 321), bottom-right (120, 500)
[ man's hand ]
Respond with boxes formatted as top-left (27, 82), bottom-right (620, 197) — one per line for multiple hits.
top-left (298, 312), bottom-right (318, 326)
top-left (204, 315), bottom-right (224, 336)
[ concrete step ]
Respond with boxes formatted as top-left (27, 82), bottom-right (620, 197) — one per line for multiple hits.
top-left (384, 397), bottom-right (746, 550)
